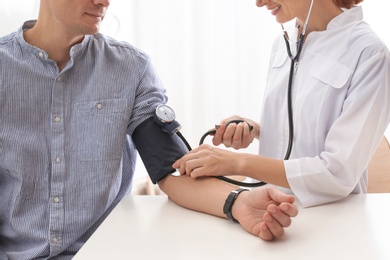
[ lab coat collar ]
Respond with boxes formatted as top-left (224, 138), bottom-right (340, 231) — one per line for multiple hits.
top-left (327, 6), bottom-right (363, 30)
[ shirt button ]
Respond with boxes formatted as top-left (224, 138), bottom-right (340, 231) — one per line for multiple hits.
top-left (52, 237), bottom-right (59, 244)
top-left (55, 157), bottom-right (61, 164)
top-left (39, 52), bottom-right (44, 58)
top-left (54, 197), bottom-right (60, 203)
top-left (55, 116), bottom-right (61, 123)
top-left (96, 103), bottom-right (103, 110)
top-left (57, 77), bottom-right (61, 82)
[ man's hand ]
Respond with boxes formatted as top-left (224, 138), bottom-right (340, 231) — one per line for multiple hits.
top-left (232, 185), bottom-right (298, 241)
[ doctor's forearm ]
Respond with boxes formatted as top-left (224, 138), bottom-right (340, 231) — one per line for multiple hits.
top-left (238, 153), bottom-right (290, 189)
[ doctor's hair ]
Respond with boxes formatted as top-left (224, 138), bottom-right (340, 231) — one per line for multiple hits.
top-left (333, 0), bottom-right (363, 9)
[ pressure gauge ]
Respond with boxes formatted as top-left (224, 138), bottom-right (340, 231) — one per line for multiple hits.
top-left (154, 104), bottom-right (182, 135)
top-left (155, 104), bottom-right (176, 123)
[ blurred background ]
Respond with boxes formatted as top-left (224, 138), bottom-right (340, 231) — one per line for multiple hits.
top-left (1, 0), bottom-right (389, 179)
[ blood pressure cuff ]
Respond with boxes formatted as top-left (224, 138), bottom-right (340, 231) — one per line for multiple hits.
top-left (132, 117), bottom-right (189, 184)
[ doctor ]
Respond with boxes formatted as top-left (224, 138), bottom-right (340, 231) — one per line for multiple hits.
top-left (173, 0), bottom-right (390, 207)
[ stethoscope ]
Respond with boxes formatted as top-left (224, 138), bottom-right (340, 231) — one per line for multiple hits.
top-left (155, 0), bottom-right (315, 188)
top-left (281, 0), bottom-right (314, 160)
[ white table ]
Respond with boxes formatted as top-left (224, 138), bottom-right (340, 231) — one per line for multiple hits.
top-left (74, 194), bottom-right (390, 260)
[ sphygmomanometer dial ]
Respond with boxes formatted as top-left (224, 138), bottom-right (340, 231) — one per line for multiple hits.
top-left (155, 104), bottom-right (176, 123)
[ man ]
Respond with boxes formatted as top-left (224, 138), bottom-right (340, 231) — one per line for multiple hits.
top-left (0, 0), bottom-right (298, 258)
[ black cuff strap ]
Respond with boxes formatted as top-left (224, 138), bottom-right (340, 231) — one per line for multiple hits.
top-left (132, 117), bottom-right (189, 184)
top-left (223, 188), bottom-right (248, 223)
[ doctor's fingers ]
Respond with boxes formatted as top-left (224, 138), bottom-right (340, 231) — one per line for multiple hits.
top-left (234, 122), bottom-right (253, 149)
top-left (221, 122), bottom-right (242, 148)
top-left (172, 144), bottom-right (209, 169)
top-left (212, 124), bottom-right (226, 146)
top-left (213, 116), bottom-right (249, 146)
top-left (174, 151), bottom-right (209, 176)
top-left (224, 122), bottom-right (253, 149)
top-left (231, 123), bottom-right (245, 150)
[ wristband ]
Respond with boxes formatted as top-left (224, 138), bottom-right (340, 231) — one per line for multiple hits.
top-left (223, 188), bottom-right (248, 223)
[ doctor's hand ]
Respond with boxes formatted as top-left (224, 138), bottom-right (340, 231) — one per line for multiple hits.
top-left (233, 186), bottom-right (298, 241)
top-left (213, 116), bottom-right (259, 150)
top-left (173, 144), bottom-right (239, 178)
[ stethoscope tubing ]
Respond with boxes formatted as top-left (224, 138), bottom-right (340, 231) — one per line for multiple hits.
top-left (282, 0), bottom-right (314, 160)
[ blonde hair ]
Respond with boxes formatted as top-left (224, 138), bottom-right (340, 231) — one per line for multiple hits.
top-left (333, 0), bottom-right (364, 9)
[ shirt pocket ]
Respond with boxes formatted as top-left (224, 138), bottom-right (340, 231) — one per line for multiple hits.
top-left (309, 55), bottom-right (353, 89)
top-left (296, 53), bottom-right (354, 120)
top-left (75, 99), bottom-right (129, 161)
top-left (295, 55), bottom-right (354, 148)
top-left (271, 48), bottom-right (289, 69)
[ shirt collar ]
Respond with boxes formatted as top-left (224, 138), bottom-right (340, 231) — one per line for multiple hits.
top-left (17, 20), bottom-right (91, 59)
top-left (327, 6), bottom-right (363, 30)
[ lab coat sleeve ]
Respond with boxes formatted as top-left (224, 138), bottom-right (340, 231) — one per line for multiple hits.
top-left (285, 50), bottom-right (390, 207)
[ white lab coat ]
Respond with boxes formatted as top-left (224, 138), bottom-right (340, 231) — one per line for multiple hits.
top-left (259, 6), bottom-right (390, 207)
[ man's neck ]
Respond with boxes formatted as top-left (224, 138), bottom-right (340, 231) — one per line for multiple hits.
top-left (23, 21), bottom-right (84, 71)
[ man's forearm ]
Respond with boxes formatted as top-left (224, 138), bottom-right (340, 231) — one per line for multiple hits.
top-left (158, 174), bottom-right (238, 218)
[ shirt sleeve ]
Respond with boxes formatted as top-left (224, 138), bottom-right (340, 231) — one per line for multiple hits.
top-left (127, 51), bottom-right (168, 135)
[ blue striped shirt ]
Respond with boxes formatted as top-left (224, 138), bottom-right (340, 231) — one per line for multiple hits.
top-left (0, 21), bottom-right (167, 259)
